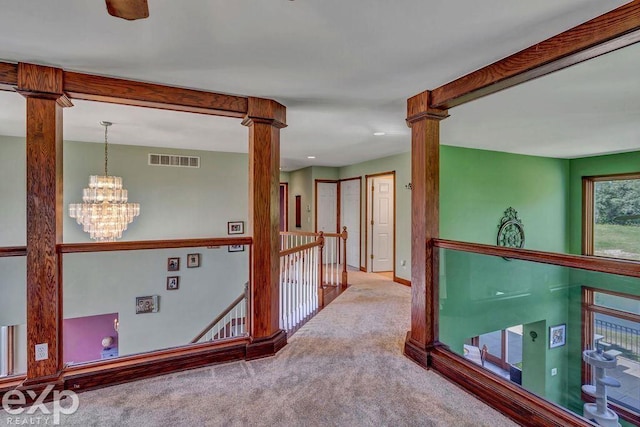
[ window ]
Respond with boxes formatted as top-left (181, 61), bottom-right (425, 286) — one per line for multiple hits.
top-left (583, 287), bottom-right (640, 423)
top-left (583, 174), bottom-right (640, 261)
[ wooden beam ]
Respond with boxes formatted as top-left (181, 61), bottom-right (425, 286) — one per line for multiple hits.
top-left (18, 63), bottom-right (68, 381)
top-left (404, 91), bottom-right (448, 364)
top-left (431, 1), bottom-right (640, 109)
top-left (64, 71), bottom-right (248, 118)
top-left (0, 62), bottom-right (18, 91)
top-left (243, 97), bottom-right (286, 345)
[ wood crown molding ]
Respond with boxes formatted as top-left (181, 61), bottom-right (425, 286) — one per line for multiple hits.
top-left (406, 91), bottom-right (449, 125)
top-left (430, 1), bottom-right (640, 109)
top-left (0, 62), bottom-right (18, 91)
top-left (242, 97), bottom-right (287, 128)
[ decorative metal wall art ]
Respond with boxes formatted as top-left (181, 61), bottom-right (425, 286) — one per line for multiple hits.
top-left (497, 207), bottom-right (525, 249)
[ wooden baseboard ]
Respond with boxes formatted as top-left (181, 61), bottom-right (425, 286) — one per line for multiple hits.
top-left (359, 266), bottom-right (366, 272)
top-left (394, 276), bottom-right (411, 286)
top-left (428, 347), bottom-right (593, 427)
top-left (246, 330), bottom-right (287, 360)
top-left (403, 332), bottom-right (429, 368)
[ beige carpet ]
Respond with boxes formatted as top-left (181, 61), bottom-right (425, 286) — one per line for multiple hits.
top-left (2, 271), bottom-right (517, 426)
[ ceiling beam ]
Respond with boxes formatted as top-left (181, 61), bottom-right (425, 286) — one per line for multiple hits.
top-left (0, 62), bottom-right (18, 91)
top-left (64, 71), bottom-right (248, 118)
top-left (430, 0), bottom-right (640, 109)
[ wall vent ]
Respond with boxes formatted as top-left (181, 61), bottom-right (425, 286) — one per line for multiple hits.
top-left (148, 153), bottom-right (200, 168)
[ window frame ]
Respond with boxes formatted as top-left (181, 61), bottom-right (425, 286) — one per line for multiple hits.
top-left (582, 172), bottom-right (640, 258)
top-left (582, 286), bottom-right (640, 424)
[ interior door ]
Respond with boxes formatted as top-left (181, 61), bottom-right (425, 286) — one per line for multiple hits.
top-left (340, 179), bottom-right (360, 269)
top-left (316, 182), bottom-right (337, 234)
top-left (371, 176), bottom-right (394, 272)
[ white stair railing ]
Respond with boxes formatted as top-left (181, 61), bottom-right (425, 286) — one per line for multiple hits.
top-left (279, 235), bottom-right (323, 333)
top-left (191, 283), bottom-right (249, 343)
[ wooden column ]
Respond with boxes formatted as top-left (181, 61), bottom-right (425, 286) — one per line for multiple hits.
top-left (403, 90), bottom-right (448, 367)
top-left (242, 97), bottom-right (288, 359)
top-left (17, 63), bottom-right (72, 382)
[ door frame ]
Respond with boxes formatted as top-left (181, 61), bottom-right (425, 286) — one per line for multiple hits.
top-left (365, 171), bottom-right (396, 275)
top-left (279, 182), bottom-right (288, 232)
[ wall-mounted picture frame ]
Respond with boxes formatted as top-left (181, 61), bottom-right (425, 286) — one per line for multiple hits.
top-left (549, 324), bottom-right (566, 348)
top-left (187, 253), bottom-right (200, 268)
top-left (167, 257), bottom-right (180, 271)
top-left (136, 295), bottom-right (159, 314)
top-left (228, 244), bottom-right (245, 252)
top-left (166, 276), bottom-right (179, 290)
top-left (227, 221), bottom-right (244, 235)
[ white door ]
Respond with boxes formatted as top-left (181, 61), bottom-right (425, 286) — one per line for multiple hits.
top-left (340, 179), bottom-right (360, 269)
top-left (316, 182), bottom-right (337, 234)
top-left (371, 176), bottom-right (394, 272)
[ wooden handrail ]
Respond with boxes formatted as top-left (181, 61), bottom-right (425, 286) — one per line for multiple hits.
top-left (434, 239), bottom-right (640, 279)
top-left (58, 237), bottom-right (253, 254)
top-left (279, 238), bottom-right (324, 258)
top-left (0, 247), bottom-right (26, 257)
top-left (280, 231), bottom-right (318, 237)
top-left (191, 285), bottom-right (248, 344)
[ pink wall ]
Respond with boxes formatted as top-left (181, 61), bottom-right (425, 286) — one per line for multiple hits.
top-left (63, 313), bottom-right (119, 364)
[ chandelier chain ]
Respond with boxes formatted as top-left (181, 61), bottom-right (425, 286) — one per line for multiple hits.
top-left (104, 122), bottom-right (109, 176)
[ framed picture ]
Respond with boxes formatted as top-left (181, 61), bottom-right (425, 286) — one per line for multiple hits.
top-left (549, 324), bottom-right (566, 348)
top-left (167, 257), bottom-right (180, 271)
top-left (227, 221), bottom-right (244, 235)
top-left (136, 295), bottom-right (159, 314)
top-left (187, 253), bottom-right (200, 268)
top-left (228, 244), bottom-right (245, 252)
top-left (166, 276), bottom-right (179, 290)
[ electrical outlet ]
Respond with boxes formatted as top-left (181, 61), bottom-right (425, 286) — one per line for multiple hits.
top-left (35, 343), bottom-right (48, 361)
top-left (401, 260), bottom-right (407, 267)
top-left (551, 368), bottom-right (557, 376)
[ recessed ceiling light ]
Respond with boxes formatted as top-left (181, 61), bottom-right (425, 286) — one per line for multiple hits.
top-left (307, 156), bottom-right (316, 159)
top-left (373, 132), bottom-right (385, 136)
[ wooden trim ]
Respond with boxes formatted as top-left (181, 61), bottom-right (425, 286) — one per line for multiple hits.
top-left (0, 62), bottom-right (18, 91)
top-left (279, 239), bottom-right (323, 258)
top-left (429, 347), bottom-right (593, 426)
top-left (64, 71), bottom-right (248, 118)
top-left (585, 172), bottom-right (640, 181)
top-left (280, 182), bottom-right (288, 232)
top-left (7, 326), bottom-right (15, 376)
top-left (582, 178), bottom-right (594, 255)
top-left (359, 266), bottom-right (366, 272)
top-left (63, 340), bottom-right (248, 393)
top-left (429, 1), bottom-right (640, 109)
top-left (245, 330), bottom-right (287, 360)
top-left (394, 276), bottom-right (411, 287)
top-left (434, 238), bottom-right (640, 278)
top-left (58, 237), bottom-right (252, 254)
top-left (0, 246), bottom-right (27, 257)
top-left (280, 230), bottom-right (318, 237)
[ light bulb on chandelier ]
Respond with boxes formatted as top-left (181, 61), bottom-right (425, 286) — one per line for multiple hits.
top-left (69, 121), bottom-right (140, 242)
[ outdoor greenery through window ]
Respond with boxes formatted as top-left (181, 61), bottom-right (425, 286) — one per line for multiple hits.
top-left (585, 174), bottom-right (640, 261)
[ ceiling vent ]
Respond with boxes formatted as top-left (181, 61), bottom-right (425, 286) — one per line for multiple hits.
top-left (148, 153), bottom-right (200, 168)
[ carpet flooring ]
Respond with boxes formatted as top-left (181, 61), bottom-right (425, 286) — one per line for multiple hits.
top-left (2, 271), bottom-right (517, 426)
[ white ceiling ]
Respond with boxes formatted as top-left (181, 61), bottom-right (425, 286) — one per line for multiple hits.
top-left (0, 0), bottom-right (636, 170)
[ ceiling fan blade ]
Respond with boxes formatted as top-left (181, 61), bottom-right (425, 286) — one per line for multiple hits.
top-left (105, 0), bottom-right (149, 21)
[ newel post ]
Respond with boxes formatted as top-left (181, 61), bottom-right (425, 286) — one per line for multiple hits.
top-left (17, 63), bottom-right (73, 383)
top-left (340, 226), bottom-right (348, 288)
top-left (403, 90), bottom-right (448, 368)
top-left (243, 97), bottom-right (288, 359)
top-left (318, 231), bottom-right (325, 308)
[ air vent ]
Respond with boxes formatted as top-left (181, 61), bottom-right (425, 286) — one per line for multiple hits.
top-left (148, 153), bottom-right (200, 168)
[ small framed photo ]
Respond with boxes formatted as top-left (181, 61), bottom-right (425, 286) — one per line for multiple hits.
top-left (549, 324), bottom-right (566, 348)
top-left (228, 244), bottom-right (245, 252)
top-left (166, 276), bottom-right (179, 290)
top-left (136, 295), bottom-right (159, 314)
top-left (187, 253), bottom-right (200, 268)
top-left (167, 257), bottom-right (180, 271)
top-left (227, 221), bottom-right (244, 235)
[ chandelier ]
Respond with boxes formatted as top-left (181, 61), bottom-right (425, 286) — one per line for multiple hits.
top-left (69, 121), bottom-right (140, 242)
